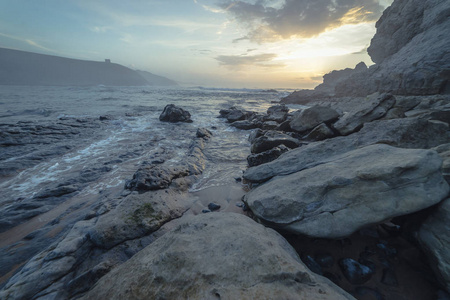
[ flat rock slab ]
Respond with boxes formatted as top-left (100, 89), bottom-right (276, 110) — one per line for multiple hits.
top-left (333, 93), bottom-right (395, 135)
top-left (290, 105), bottom-right (340, 133)
top-left (244, 117), bottom-right (450, 183)
top-left (245, 144), bottom-right (449, 238)
top-left (81, 213), bottom-right (354, 300)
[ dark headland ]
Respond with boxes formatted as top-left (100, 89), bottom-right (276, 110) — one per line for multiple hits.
top-left (0, 47), bottom-right (178, 86)
top-left (1, 0), bottom-right (450, 299)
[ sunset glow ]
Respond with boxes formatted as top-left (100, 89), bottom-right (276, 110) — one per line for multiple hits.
top-left (0, 0), bottom-right (393, 88)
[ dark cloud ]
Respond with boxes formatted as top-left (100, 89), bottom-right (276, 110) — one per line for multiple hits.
top-left (215, 53), bottom-right (284, 68)
top-left (219, 0), bottom-right (385, 43)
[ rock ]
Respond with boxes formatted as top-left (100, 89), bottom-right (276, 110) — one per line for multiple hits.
top-left (290, 106), bottom-right (340, 133)
top-left (335, 0), bottom-right (450, 96)
top-left (433, 143), bottom-right (450, 183)
top-left (159, 104), bottom-right (193, 123)
top-left (303, 123), bottom-right (335, 141)
top-left (281, 89), bottom-right (330, 105)
top-left (125, 165), bottom-right (189, 191)
top-left (80, 213), bottom-right (355, 300)
top-left (230, 120), bottom-right (260, 130)
top-left (207, 202), bottom-right (221, 211)
top-left (332, 93), bottom-right (396, 135)
top-left (248, 128), bottom-right (264, 143)
top-left (339, 258), bottom-right (375, 285)
top-left (250, 130), bottom-right (301, 154)
top-left (244, 117), bottom-right (450, 183)
top-left (196, 128), bottom-right (212, 139)
top-left (314, 62), bottom-right (368, 96)
top-left (244, 144), bottom-right (449, 238)
top-left (222, 107), bottom-right (252, 123)
top-left (261, 121), bottom-right (279, 130)
top-left (265, 104), bottom-right (289, 123)
top-left (418, 198), bottom-right (450, 292)
top-left (247, 145), bottom-right (289, 167)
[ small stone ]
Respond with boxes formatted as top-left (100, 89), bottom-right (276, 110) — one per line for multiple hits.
top-left (339, 258), bottom-right (375, 285)
top-left (202, 210), bottom-right (211, 214)
top-left (207, 203), bottom-right (221, 211)
top-left (235, 202), bottom-right (244, 208)
top-left (235, 177), bottom-right (242, 182)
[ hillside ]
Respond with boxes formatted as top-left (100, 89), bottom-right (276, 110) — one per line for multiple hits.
top-left (0, 48), bottom-right (177, 86)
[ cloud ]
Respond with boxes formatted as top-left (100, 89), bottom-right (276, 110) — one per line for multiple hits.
top-left (215, 53), bottom-right (285, 68)
top-left (218, 0), bottom-right (386, 43)
top-left (0, 32), bottom-right (56, 53)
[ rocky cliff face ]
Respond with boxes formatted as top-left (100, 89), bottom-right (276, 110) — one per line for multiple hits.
top-left (336, 0), bottom-right (450, 96)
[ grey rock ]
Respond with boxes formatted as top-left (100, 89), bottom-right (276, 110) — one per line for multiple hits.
top-left (315, 62), bottom-right (368, 96)
top-left (281, 89), bottom-right (331, 105)
top-left (245, 144), bottom-right (449, 238)
top-left (336, 0), bottom-right (450, 96)
top-left (244, 117), bottom-right (450, 183)
top-left (159, 104), bottom-right (192, 123)
top-left (196, 128), bottom-right (212, 139)
top-left (261, 120), bottom-right (279, 130)
top-left (81, 213), bottom-right (355, 300)
top-left (247, 145), bottom-right (290, 167)
top-left (225, 108), bottom-right (252, 123)
top-left (125, 165), bottom-right (189, 191)
top-left (230, 120), bottom-right (260, 130)
top-left (418, 198), bottom-right (450, 292)
top-left (248, 128), bottom-right (264, 143)
top-left (332, 93), bottom-right (396, 135)
top-left (303, 123), bottom-right (335, 141)
top-left (251, 131), bottom-right (301, 154)
top-left (290, 106), bottom-right (340, 133)
top-left (265, 104), bottom-right (289, 123)
top-left (433, 143), bottom-right (450, 183)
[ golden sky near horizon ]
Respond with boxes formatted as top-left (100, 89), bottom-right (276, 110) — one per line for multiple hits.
top-left (0, 0), bottom-right (394, 88)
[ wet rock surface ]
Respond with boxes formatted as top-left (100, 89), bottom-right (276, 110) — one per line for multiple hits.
top-left (80, 213), bottom-right (355, 300)
top-left (0, 128), bottom-right (213, 299)
top-left (159, 104), bottom-right (193, 123)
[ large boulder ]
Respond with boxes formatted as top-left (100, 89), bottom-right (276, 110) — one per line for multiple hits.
top-left (417, 198), bottom-right (450, 292)
top-left (245, 144), bottom-right (449, 238)
top-left (335, 0), bottom-right (450, 96)
top-left (159, 104), bottom-right (192, 123)
top-left (81, 213), bottom-right (355, 300)
top-left (290, 106), bottom-right (340, 133)
top-left (333, 93), bottom-right (396, 135)
top-left (244, 117), bottom-right (450, 183)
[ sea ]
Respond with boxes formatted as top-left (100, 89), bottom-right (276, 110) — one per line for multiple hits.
top-left (0, 85), bottom-right (291, 220)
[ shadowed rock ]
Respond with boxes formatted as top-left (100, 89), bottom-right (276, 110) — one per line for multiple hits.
top-left (418, 198), bottom-right (450, 292)
top-left (159, 104), bottom-right (192, 123)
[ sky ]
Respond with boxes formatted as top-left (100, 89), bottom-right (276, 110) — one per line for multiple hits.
top-left (0, 0), bottom-right (394, 89)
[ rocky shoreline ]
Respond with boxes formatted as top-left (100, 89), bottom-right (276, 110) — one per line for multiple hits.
top-left (1, 0), bottom-right (450, 299)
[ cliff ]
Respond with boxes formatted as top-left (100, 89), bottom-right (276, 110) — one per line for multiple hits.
top-left (336, 0), bottom-right (450, 96)
top-left (0, 48), bottom-right (177, 86)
